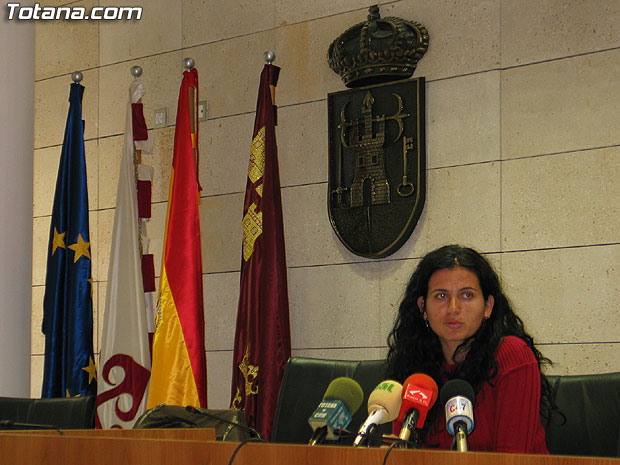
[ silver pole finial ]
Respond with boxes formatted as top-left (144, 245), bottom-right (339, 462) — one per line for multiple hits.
top-left (263, 50), bottom-right (275, 64)
top-left (130, 65), bottom-right (142, 78)
top-left (71, 71), bottom-right (83, 83)
top-left (183, 57), bottom-right (195, 70)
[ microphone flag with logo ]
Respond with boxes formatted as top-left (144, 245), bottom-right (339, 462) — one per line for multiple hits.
top-left (148, 67), bottom-right (207, 409)
top-left (397, 373), bottom-right (438, 443)
top-left (440, 379), bottom-right (475, 452)
top-left (41, 82), bottom-right (96, 399)
top-left (353, 379), bottom-right (403, 446)
top-left (308, 377), bottom-right (364, 444)
top-left (230, 63), bottom-right (291, 441)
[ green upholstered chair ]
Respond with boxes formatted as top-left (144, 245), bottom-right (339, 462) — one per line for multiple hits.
top-left (545, 372), bottom-right (620, 457)
top-left (271, 357), bottom-right (389, 445)
top-left (0, 395), bottom-right (95, 429)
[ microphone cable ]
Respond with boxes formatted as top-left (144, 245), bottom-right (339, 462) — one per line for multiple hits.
top-left (381, 438), bottom-right (419, 465)
top-left (227, 437), bottom-right (265, 465)
top-left (185, 406), bottom-right (263, 441)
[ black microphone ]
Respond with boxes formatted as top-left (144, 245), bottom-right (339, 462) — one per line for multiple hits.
top-left (0, 419), bottom-right (64, 435)
top-left (440, 379), bottom-right (475, 452)
top-left (185, 406), bottom-right (263, 441)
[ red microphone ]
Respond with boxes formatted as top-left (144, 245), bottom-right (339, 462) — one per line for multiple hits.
top-left (397, 373), bottom-right (439, 443)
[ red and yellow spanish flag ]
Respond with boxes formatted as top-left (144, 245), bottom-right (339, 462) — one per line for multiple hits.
top-left (147, 68), bottom-right (207, 409)
top-left (230, 64), bottom-right (291, 440)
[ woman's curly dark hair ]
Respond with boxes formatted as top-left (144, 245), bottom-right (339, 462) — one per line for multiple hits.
top-left (386, 244), bottom-right (554, 439)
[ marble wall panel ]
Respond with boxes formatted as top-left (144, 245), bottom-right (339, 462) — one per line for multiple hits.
top-left (387, 162), bottom-right (502, 261)
top-left (281, 183), bottom-right (358, 268)
top-left (502, 147), bottom-right (620, 250)
top-left (203, 271), bottom-right (240, 351)
top-left (277, 100), bottom-right (329, 187)
top-left (540, 342), bottom-right (620, 376)
top-left (426, 71), bottom-right (500, 169)
top-left (501, 245), bottom-right (620, 344)
top-left (30, 355), bottom-right (44, 397)
top-left (35, 68), bottom-right (98, 148)
top-left (34, 0), bottom-right (99, 80)
top-left (200, 192), bottom-right (244, 274)
top-left (89, 210), bottom-right (99, 282)
top-left (32, 217), bottom-right (49, 286)
top-left (501, 49), bottom-right (620, 160)
top-left (291, 347), bottom-right (387, 361)
top-left (275, 0), bottom-right (368, 27)
top-left (183, 0), bottom-right (275, 48)
top-left (274, 12), bottom-right (357, 106)
top-left (206, 350), bottom-right (233, 408)
top-left (97, 135), bottom-right (122, 210)
top-left (287, 262), bottom-right (384, 350)
top-left (189, 31), bottom-right (274, 120)
top-left (96, 281), bottom-right (106, 354)
top-left (501, 0), bottom-right (620, 67)
top-left (200, 113), bottom-right (255, 197)
top-left (31, 286), bottom-right (45, 355)
top-left (385, 0), bottom-right (500, 80)
top-left (99, 0), bottom-right (182, 66)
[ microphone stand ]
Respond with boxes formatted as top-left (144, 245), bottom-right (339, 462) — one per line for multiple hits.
top-left (0, 419), bottom-right (64, 435)
top-left (453, 421), bottom-right (469, 452)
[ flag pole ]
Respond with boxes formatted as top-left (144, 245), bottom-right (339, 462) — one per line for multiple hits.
top-left (130, 65), bottom-right (143, 163)
top-left (183, 57), bottom-right (201, 192)
top-left (264, 51), bottom-right (276, 104)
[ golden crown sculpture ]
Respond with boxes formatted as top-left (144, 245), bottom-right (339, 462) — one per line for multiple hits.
top-left (327, 5), bottom-right (429, 88)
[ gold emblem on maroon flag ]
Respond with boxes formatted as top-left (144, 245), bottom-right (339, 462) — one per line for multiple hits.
top-left (231, 346), bottom-right (259, 409)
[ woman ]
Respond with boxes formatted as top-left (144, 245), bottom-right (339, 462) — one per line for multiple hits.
top-left (386, 245), bottom-right (553, 453)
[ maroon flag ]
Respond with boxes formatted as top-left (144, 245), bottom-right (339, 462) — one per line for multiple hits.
top-left (230, 64), bottom-right (291, 440)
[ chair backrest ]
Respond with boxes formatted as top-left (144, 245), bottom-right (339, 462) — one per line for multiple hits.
top-left (545, 372), bottom-right (620, 457)
top-left (271, 357), bottom-right (389, 445)
top-left (0, 395), bottom-right (95, 429)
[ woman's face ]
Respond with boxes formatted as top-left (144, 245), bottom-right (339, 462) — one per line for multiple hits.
top-left (417, 266), bottom-right (494, 364)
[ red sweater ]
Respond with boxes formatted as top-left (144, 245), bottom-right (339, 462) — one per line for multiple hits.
top-left (393, 336), bottom-right (549, 454)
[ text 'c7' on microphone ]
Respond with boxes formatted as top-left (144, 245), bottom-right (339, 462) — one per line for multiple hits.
top-left (307, 377), bottom-right (364, 445)
top-left (397, 373), bottom-right (439, 444)
top-left (353, 379), bottom-right (403, 447)
top-left (440, 379), bottom-right (475, 452)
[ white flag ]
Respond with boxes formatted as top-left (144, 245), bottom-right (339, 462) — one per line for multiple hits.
top-left (96, 80), bottom-right (152, 429)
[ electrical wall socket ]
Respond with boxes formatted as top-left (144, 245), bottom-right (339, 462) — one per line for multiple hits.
top-left (154, 108), bottom-right (167, 128)
top-left (198, 101), bottom-right (208, 122)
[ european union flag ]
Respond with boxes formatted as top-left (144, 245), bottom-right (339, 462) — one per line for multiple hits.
top-left (42, 83), bottom-right (97, 398)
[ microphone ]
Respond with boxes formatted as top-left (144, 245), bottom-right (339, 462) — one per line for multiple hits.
top-left (307, 377), bottom-right (364, 445)
top-left (184, 406), bottom-right (263, 440)
top-left (440, 379), bottom-right (475, 452)
top-left (0, 419), bottom-right (63, 435)
top-left (353, 379), bottom-right (403, 447)
top-left (397, 373), bottom-right (439, 444)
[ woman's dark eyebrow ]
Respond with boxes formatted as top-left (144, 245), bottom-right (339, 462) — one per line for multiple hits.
top-left (429, 286), bottom-right (478, 292)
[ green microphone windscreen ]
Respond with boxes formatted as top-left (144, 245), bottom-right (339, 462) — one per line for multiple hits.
top-left (323, 377), bottom-right (364, 415)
